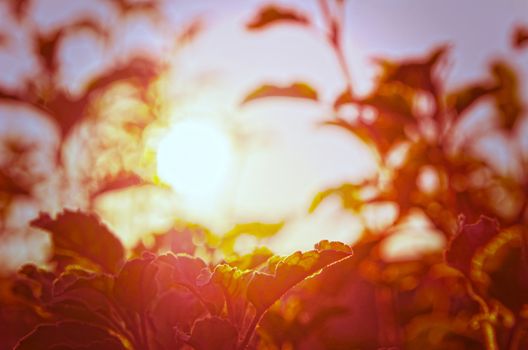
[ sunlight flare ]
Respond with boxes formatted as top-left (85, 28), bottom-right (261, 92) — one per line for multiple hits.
top-left (156, 118), bottom-right (234, 200)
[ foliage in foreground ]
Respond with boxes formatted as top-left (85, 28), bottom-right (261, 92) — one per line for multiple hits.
top-left (0, 209), bottom-right (527, 349)
top-left (1, 0), bottom-right (528, 349)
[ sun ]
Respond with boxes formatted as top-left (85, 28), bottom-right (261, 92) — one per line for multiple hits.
top-left (156, 118), bottom-right (234, 200)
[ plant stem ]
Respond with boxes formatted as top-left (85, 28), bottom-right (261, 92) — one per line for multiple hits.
top-left (238, 311), bottom-right (263, 350)
top-left (317, 0), bottom-right (353, 95)
top-left (465, 282), bottom-right (499, 350)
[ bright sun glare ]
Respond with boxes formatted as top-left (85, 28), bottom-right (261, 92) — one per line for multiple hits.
top-left (156, 119), bottom-right (234, 200)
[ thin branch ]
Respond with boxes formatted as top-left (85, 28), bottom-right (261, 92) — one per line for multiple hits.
top-left (465, 281), bottom-right (499, 350)
top-left (317, 0), bottom-right (354, 95)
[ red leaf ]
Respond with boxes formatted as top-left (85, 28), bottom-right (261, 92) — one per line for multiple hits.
top-left (512, 25), bottom-right (528, 50)
top-left (0, 169), bottom-right (30, 196)
top-left (14, 321), bottom-right (125, 350)
top-left (241, 82), bottom-right (318, 105)
top-left (152, 289), bottom-right (207, 346)
top-left (31, 210), bottom-right (125, 274)
top-left (14, 264), bottom-right (56, 303)
top-left (446, 82), bottom-right (498, 117)
top-left (113, 254), bottom-right (158, 313)
top-left (491, 61), bottom-right (523, 130)
top-left (444, 216), bottom-right (500, 278)
top-left (156, 254), bottom-right (224, 315)
top-left (209, 264), bottom-right (254, 325)
top-left (247, 242), bottom-right (352, 313)
top-left (187, 317), bottom-right (238, 350)
top-left (246, 5), bottom-right (309, 30)
top-left (50, 270), bottom-right (117, 328)
top-left (375, 45), bottom-right (449, 93)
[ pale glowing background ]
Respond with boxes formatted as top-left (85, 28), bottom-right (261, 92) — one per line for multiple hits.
top-left (0, 0), bottom-right (527, 270)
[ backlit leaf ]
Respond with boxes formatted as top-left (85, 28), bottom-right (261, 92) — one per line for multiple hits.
top-left (241, 82), bottom-right (318, 105)
top-left (113, 254), bottom-right (158, 313)
top-left (247, 242), bottom-right (353, 313)
top-left (31, 210), bottom-right (125, 274)
top-left (491, 61), bottom-right (523, 130)
top-left (375, 45), bottom-right (449, 93)
top-left (246, 5), bottom-right (309, 30)
top-left (446, 83), bottom-right (498, 117)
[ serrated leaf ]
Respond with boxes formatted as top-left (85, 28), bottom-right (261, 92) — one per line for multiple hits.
top-left (246, 5), bottom-right (309, 30)
top-left (208, 264), bottom-right (254, 325)
top-left (241, 82), bottom-right (318, 105)
top-left (31, 210), bottom-right (125, 274)
top-left (247, 242), bottom-right (352, 313)
top-left (113, 254), bottom-right (158, 313)
top-left (156, 254), bottom-right (225, 315)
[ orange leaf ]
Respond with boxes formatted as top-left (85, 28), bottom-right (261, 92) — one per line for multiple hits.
top-left (31, 210), bottom-right (125, 274)
top-left (241, 82), bottom-right (318, 105)
top-left (247, 242), bottom-right (352, 313)
top-left (246, 5), bottom-right (309, 30)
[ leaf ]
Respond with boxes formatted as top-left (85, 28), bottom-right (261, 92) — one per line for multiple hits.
top-left (14, 264), bottom-right (56, 303)
top-left (156, 254), bottom-right (224, 315)
top-left (446, 82), bottom-right (499, 117)
top-left (225, 247), bottom-right (274, 270)
top-left (90, 171), bottom-right (145, 199)
top-left (512, 25), bottom-right (528, 50)
top-left (247, 242), bottom-right (353, 313)
top-left (14, 321), bottom-right (125, 350)
top-left (50, 271), bottom-right (117, 328)
top-left (334, 89), bottom-right (354, 109)
top-left (309, 183), bottom-right (366, 213)
top-left (186, 317), bottom-right (238, 350)
top-left (491, 61), bottom-right (523, 130)
top-left (220, 222), bottom-right (284, 254)
top-left (359, 84), bottom-right (416, 122)
top-left (209, 264), bottom-right (254, 324)
top-left (31, 210), bottom-right (125, 274)
top-left (444, 216), bottom-right (500, 278)
top-left (374, 44), bottom-right (449, 93)
top-left (241, 82), bottom-right (318, 105)
top-left (113, 254), bottom-right (158, 313)
top-left (246, 5), bottom-right (309, 30)
top-left (152, 289), bottom-right (207, 344)
top-left (0, 169), bottom-right (30, 196)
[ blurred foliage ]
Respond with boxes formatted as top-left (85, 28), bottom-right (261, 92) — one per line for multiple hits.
top-left (1, 0), bottom-right (528, 350)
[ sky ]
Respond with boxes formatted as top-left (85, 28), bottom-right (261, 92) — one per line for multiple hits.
top-left (0, 0), bottom-right (527, 269)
